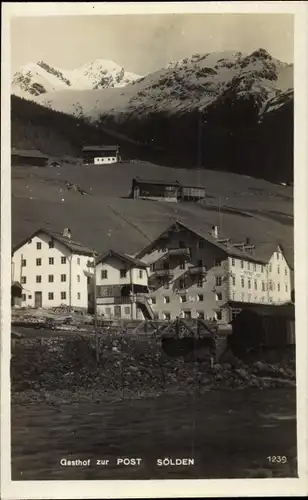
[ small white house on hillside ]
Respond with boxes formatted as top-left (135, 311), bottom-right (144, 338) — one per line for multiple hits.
top-left (82, 145), bottom-right (120, 165)
top-left (12, 228), bottom-right (95, 310)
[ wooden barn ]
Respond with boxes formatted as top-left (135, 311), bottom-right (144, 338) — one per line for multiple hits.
top-left (11, 149), bottom-right (49, 167)
top-left (131, 178), bottom-right (181, 202)
top-left (131, 178), bottom-right (206, 202)
top-left (229, 303), bottom-right (295, 361)
top-left (82, 145), bottom-right (120, 165)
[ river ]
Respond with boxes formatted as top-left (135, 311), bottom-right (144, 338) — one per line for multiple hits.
top-left (11, 388), bottom-right (297, 480)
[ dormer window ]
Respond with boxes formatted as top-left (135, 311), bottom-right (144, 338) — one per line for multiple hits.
top-left (48, 240), bottom-right (54, 249)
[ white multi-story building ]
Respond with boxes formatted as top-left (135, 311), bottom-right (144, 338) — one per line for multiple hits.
top-left (134, 221), bottom-right (292, 323)
top-left (12, 228), bottom-right (95, 310)
top-left (95, 250), bottom-right (152, 319)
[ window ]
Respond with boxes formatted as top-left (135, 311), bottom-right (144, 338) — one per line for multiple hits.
top-left (139, 270), bottom-right (143, 279)
top-left (216, 276), bottom-right (222, 286)
top-left (28, 295), bottom-right (32, 299)
top-left (77, 257), bottom-right (80, 265)
top-left (105, 307), bottom-right (112, 315)
top-left (179, 279), bottom-right (186, 289)
top-left (216, 311), bottom-right (222, 321)
top-left (180, 295), bottom-right (187, 303)
top-left (163, 262), bottom-right (170, 270)
top-left (248, 279), bottom-right (251, 289)
top-left (61, 257), bottom-right (66, 264)
top-left (198, 240), bottom-right (204, 249)
top-left (277, 265), bottom-right (280, 274)
top-left (101, 270), bottom-right (108, 279)
top-left (197, 311), bottom-right (204, 319)
top-left (231, 258), bottom-right (235, 266)
top-left (163, 296), bottom-right (170, 304)
top-left (124, 306), bottom-right (130, 315)
top-left (269, 281), bottom-right (273, 291)
top-left (151, 297), bottom-right (156, 305)
top-left (77, 275), bottom-right (80, 283)
top-left (214, 259), bottom-right (222, 266)
top-left (197, 294), bottom-right (204, 302)
top-left (179, 240), bottom-right (185, 248)
top-left (48, 292), bottom-right (54, 300)
top-left (216, 292), bottom-right (222, 301)
top-left (269, 264), bottom-right (272, 272)
top-left (248, 294), bottom-right (252, 302)
top-left (254, 280), bottom-right (257, 290)
top-left (261, 265), bottom-right (265, 272)
top-left (120, 269), bottom-right (127, 278)
top-left (48, 240), bottom-right (54, 249)
top-left (61, 292), bottom-right (66, 300)
top-left (77, 292), bottom-right (81, 300)
top-left (197, 259), bottom-right (203, 267)
top-left (232, 277), bottom-right (236, 286)
top-left (277, 252), bottom-right (280, 260)
top-left (21, 276), bottom-right (26, 284)
top-left (241, 260), bottom-right (244, 269)
top-left (285, 267), bottom-right (288, 276)
top-left (179, 262), bottom-right (185, 270)
top-left (21, 259), bottom-right (26, 267)
top-left (22, 294), bottom-right (26, 301)
top-left (36, 275), bottom-right (42, 283)
top-left (248, 262), bottom-right (251, 271)
top-left (163, 312), bottom-right (171, 320)
top-left (61, 274), bottom-right (66, 282)
top-left (197, 279), bottom-right (203, 288)
top-left (241, 293), bottom-right (245, 301)
top-left (87, 277), bottom-right (91, 285)
top-left (262, 282), bottom-right (265, 291)
top-left (184, 311), bottom-right (191, 319)
top-left (285, 284), bottom-right (288, 292)
top-left (253, 263), bottom-right (257, 271)
top-left (36, 258), bottom-right (42, 266)
top-left (48, 275), bottom-right (54, 283)
top-left (277, 283), bottom-right (280, 292)
top-left (241, 278), bottom-right (244, 288)
top-left (36, 242), bottom-right (42, 250)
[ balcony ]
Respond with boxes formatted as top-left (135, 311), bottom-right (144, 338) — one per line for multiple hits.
top-left (152, 269), bottom-right (175, 278)
top-left (168, 247), bottom-right (191, 258)
top-left (187, 265), bottom-right (207, 275)
top-left (97, 296), bottom-right (132, 305)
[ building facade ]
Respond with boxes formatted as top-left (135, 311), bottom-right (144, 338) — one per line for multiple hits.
top-left (12, 229), bottom-right (95, 310)
top-left (95, 251), bottom-right (152, 319)
top-left (82, 145), bottom-right (120, 165)
top-left (135, 222), bottom-right (292, 323)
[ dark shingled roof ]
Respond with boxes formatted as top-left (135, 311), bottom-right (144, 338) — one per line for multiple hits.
top-left (96, 249), bottom-right (149, 268)
top-left (133, 177), bottom-right (181, 187)
top-left (13, 229), bottom-right (95, 257)
top-left (136, 221), bottom-right (278, 264)
top-left (12, 148), bottom-right (49, 159)
top-left (229, 301), bottom-right (295, 319)
top-left (82, 145), bottom-right (119, 152)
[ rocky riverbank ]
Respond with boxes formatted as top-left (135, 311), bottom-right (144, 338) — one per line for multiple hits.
top-left (11, 334), bottom-right (296, 404)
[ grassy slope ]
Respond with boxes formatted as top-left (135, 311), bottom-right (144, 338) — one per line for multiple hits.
top-left (12, 161), bottom-right (294, 267)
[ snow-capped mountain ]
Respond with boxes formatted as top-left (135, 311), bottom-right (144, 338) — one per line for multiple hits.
top-left (25, 48), bottom-right (293, 123)
top-left (12, 59), bottom-right (142, 97)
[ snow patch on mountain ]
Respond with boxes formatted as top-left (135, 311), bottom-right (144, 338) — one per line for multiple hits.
top-left (12, 59), bottom-right (141, 97)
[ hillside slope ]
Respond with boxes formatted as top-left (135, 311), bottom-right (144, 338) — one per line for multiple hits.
top-left (12, 162), bottom-right (294, 270)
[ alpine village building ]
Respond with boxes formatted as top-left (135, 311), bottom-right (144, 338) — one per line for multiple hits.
top-left (131, 177), bottom-right (206, 202)
top-left (82, 145), bottom-right (120, 165)
top-left (12, 222), bottom-right (292, 323)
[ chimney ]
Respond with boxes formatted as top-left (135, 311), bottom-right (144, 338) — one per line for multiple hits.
top-left (212, 225), bottom-right (218, 238)
top-left (245, 237), bottom-right (250, 245)
top-left (63, 228), bottom-right (71, 240)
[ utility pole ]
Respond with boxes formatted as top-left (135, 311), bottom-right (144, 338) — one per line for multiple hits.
top-left (197, 111), bottom-right (202, 170)
top-left (88, 252), bottom-right (99, 363)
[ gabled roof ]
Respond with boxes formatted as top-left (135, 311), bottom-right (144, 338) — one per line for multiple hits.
top-left (136, 220), bottom-right (286, 265)
top-left (11, 148), bottom-right (49, 159)
top-left (133, 177), bottom-right (181, 187)
top-left (96, 249), bottom-right (149, 268)
top-left (12, 229), bottom-right (95, 256)
top-left (82, 145), bottom-right (119, 152)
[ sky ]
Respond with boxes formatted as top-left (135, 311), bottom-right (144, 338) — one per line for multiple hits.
top-left (10, 14), bottom-right (294, 75)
